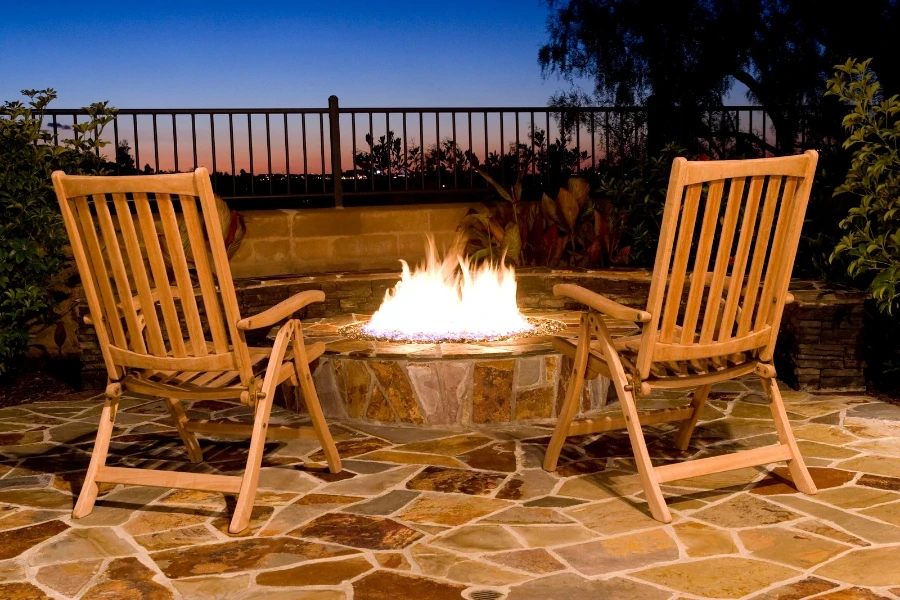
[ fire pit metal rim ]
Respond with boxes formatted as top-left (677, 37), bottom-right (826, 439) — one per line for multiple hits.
top-left (337, 316), bottom-right (567, 345)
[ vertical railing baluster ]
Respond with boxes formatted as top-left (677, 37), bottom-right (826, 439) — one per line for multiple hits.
top-left (133, 114), bottom-right (140, 174)
top-left (172, 114), bottom-right (179, 173)
top-left (452, 112), bottom-right (457, 189)
top-left (499, 111), bottom-right (505, 186)
top-left (530, 111), bottom-right (535, 185)
top-left (248, 114), bottom-right (255, 195)
top-left (369, 111), bottom-right (374, 192)
top-left (419, 112), bottom-right (425, 190)
top-left (210, 114), bottom-right (217, 192)
top-left (284, 114), bottom-right (291, 195)
top-left (403, 112), bottom-right (408, 191)
top-left (352, 113), bottom-right (358, 192)
top-left (301, 113), bottom-right (308, 194)
top-left (191, 113), bottom-right (198, 170)
top-left (387, 112), bottom-right (392, 192)
top-left (467, 111), bottom-right (473, 189)
top-left (113, 116), bottom-right (120, 175)
top-left (514, 111), bottom-right (520, 176)
top-left (152, 113), bottom-right (159, 173)
top-left (319, 112), bottom-right (326, 194)
top-left (483, 112), bottom-right (488, 189)
top-left (229, 113), bottom-right (236, 196)
top-left (436, 111), bottom-right (441, 190)
top-left (265, 112), bottom-right (273, 195)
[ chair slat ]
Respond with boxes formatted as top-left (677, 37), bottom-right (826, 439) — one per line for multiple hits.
top-left (195, 173), bottom-right (252, 386)
top-left (737, 176), bottom-right (782, 337)
top-left (660, 183), bottom-right (703, 342)
top-left (157, 195), bottom-right (207, 357)
top-left (111, 193), bottom-right (167, 356)
top-left (680, 180), bottom-right (725, 344)
top-left (754, 177), bottom-right (799, 332)
top-left (73, 197), bottom-right (128, 349)
top-left (700, 178), bottom-right (745, 343)
top-left (717, 176), bottom-right (764, 342)
top-left (92, 194), bottom-right (147, 354)
top-left (180, 196), bottom-right (230, 354)
top-left (133, 193), bottom-right (186, 357)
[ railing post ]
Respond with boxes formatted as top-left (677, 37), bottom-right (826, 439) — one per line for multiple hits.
top-left (328, 95), bottom-right (343, 208)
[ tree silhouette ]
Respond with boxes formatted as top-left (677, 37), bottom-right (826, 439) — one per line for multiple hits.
top-left (539, 0), bottom-right (900, 154)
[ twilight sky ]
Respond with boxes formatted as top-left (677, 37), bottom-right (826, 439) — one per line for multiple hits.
top-left (1, 1), bottom-right (565, 109)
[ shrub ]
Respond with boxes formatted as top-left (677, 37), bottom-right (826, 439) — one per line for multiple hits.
top-left (827, 59), bottom-right (900, 314)
top-left (0, 89), bottom-right (115, 375)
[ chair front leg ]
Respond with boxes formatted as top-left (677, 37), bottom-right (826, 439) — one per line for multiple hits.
top-left (762, 376), bottom-right (817, 495)
top-left (230, 321), bottom-right (294, 534)
top-left (591, 314), bottom-right (672, 523)
top-left (291, 319), bottom-right (341, 474)
top-left (74, 382), bottom-right (121, 518)
top-left (544, 313), bottom-right (590, 472)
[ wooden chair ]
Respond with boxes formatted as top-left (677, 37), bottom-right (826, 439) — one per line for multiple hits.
top-left (544, 151), bottom-right (819, 523)
top-left (52, 168), bottom-right (342, 533)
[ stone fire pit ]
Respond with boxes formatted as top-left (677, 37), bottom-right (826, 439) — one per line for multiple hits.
top-left (280, 310), bottom-right (638, 428)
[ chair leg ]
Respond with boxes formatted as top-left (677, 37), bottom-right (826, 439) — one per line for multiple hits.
top-left (291, 320), bottom-right (341, 474)
top-left (74, 382), bottom-right (121, 519)
top-left (762, 377), bottom-right (817, 495)
top-left (164, 398), bottom-right (204, 464)
top-left (592, 315), bottom-right (672, 523)
top-left (675, 384), bottom-right (711, 451)
top-left (543, 314), bottom-right (590, 472)
top-left (230, 321), bottom-right (295, 534)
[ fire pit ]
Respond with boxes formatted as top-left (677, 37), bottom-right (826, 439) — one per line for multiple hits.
top-left (278, 240), bottom-right (634, 428)
top-left (300, 309), bottom-right (615, 427)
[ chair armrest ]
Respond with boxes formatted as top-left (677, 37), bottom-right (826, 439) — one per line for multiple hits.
top-left (553, 284), bottom-right (651, 323)
top-left (237, 290), bottom-right (325, 331)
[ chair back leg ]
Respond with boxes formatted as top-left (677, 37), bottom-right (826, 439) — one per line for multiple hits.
top-left (291, 319), bottom-right (342, 474)
top-left (164, 398), bottom-right (204, 463)
top-left (74, 383), bottom-right (122, 518)
top-left (675, 384), bottom-right (711, 451)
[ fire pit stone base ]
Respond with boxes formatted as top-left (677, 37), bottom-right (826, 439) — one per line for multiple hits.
top-left (280, 310), bottom-right (628, 427)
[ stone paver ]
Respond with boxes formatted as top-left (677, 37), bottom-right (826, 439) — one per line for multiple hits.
top-left (0, 383), bottom-right (897, 598)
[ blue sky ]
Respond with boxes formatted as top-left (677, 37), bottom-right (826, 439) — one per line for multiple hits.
top-left (1, 1), bottom-right (569, 109)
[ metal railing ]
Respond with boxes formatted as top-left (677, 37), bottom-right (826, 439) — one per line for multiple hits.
top-left (38, 97), bottom-right (817, 208)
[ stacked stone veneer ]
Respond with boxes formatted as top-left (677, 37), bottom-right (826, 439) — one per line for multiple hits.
top-left (295, 355), bottom-right (608, 427)
top-left (228, 203), bottom-right (482, 278)
top-left (73, 269), bottom-right (867, 392)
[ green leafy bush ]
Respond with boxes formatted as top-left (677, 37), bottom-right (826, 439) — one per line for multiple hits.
top-left (0, 89), bottom-right (115, 375)
top-left (827, 59), bottom-right (900, 314)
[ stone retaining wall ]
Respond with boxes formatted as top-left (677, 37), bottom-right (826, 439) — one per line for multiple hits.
top-left (73, 269), bottom-right (867, 392)
top-left (228, 203), bottom-right (481, 277)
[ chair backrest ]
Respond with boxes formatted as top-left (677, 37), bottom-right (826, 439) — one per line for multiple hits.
top-left (52, 168), bottom-right (252, 385)
top-left (636, 150), bottom-right (818, 379)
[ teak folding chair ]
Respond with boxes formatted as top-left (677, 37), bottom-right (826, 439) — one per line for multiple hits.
top-left (545, 151), bottom-right (819, 523)
top-left (52, 168), bottom-right (342, 533)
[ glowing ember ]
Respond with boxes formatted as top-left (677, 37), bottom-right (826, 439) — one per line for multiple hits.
top-left (342, 238), bottom-right (563, 343)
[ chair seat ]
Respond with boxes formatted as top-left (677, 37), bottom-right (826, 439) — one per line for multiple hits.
top-left (120, 341), bottom-right (325, 402)
top-left (554, 333), bottom-right (757, 389)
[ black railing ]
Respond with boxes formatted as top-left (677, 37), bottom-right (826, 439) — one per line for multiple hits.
top-left (38, 97), bottom-right (821, 208)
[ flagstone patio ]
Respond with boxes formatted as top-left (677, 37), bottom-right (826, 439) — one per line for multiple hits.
top-left (1, 380), bottom-right (899, 599)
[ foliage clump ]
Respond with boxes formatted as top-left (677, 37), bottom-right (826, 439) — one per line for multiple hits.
top-left (0, 89), bottom-right (115, 374)
top-left (828, 59), bottom-right (900, 314)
